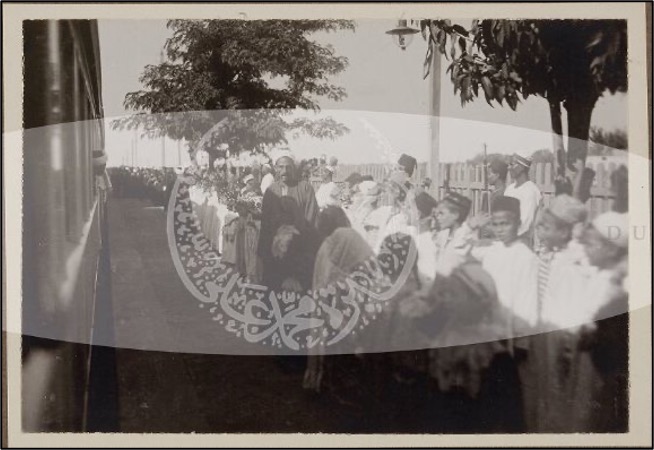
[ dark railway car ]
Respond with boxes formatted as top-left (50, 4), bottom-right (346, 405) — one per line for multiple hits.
top-left (22, 20), bottom-right (115, 432)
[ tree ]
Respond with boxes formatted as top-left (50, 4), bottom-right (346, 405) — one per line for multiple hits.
top-left (418, 19), bottom-right (627, 184)
top-left (588, 127), bottom-right (628, 156)
top-left (529, 148), bottom-right (556, 164)
top-left (113, 19), bottom-right (355, 166)
top-left (467, 152), bottom-right (507, 165)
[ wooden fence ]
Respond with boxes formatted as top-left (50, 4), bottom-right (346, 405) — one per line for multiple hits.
top-left (330, 160), bottom-right (624, 219)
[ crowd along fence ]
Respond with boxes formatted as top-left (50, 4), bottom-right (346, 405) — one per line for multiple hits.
top-left (328, 160), bottom-right (624, 219)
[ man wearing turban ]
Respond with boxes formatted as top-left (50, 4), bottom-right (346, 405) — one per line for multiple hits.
top-left (257, 151), bottom-right (320, 293)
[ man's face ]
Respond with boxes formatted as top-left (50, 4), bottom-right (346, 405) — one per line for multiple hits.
top-left (509, 160), bottom-right (525, 179)
top-left (275, 157), bottom-right (296, 184)
top-left (488, 170), bottom-right (499, 186)
top-left (536, 211), bottom-right (571, 250)
top-left (490, 210), bottom-right (520, 244)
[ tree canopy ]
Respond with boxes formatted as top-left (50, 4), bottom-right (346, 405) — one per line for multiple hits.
top-left (418, 19), bottom-right (627, 177)
top-left (113, 19), bottom-right (355, 159)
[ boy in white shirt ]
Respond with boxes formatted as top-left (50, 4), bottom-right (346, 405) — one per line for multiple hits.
top-left (470, 195), bottom-right (539, 432)
top-left (471, 196), bottom-right (539, 336)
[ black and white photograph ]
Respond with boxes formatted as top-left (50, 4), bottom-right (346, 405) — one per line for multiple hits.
top-left (2, 3), bottom-right (652, 447)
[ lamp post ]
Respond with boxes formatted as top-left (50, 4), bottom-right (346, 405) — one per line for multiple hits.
top-left (385, 19), bottom-right (420, 51)
top-left (385, 19), bottom-right (442, 197)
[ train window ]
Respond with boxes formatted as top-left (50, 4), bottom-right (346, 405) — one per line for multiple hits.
top-left (81, 98), bottom-right (91, 216)
top-left (85, 98), bottom-right (94, 208)
top-left (62, 27), bottom-right (102, 243)
top-left (62, 28), bottom-right (84, 242)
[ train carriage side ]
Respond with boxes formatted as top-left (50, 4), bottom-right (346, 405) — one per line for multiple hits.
top-left (22, 19), bottom-right (114, 432)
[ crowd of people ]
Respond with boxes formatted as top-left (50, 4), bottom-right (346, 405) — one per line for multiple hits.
top-left (215, 149), bottom-right (629, 434)
top-left (109, 150), bottom-right (630, 433)
top-left (108, 166), bottom-right (178, 208)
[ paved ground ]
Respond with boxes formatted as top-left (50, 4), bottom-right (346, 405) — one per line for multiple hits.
top-left (106, 198), bottom-right (440, 434)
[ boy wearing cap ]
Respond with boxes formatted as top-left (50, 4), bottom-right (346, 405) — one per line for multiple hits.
top-left (578, 211), bottom-right (629, 432)
top-left (470, 196), bottom-right (539, 343)
top-left (505, 154), bottom-right (542, 247)
top-left (525, 194), bottom-right (590, 432)
top-left (469, 196), bottom-right (539, 432)
top-left (580, 211), bottom-right (629, 323)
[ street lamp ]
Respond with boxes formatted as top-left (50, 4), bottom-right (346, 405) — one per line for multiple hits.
top-left (384, 17), bottom-right (442, 198)
top-left (385, 19), bottom-right (420, 51)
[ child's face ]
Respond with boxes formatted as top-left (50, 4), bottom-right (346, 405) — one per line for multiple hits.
top-left (435, 202), bottom-right (460, 230)
top-left (536, 211), bottom-right (572, 250)
top-left (490, 211), bottom-right (520, 244)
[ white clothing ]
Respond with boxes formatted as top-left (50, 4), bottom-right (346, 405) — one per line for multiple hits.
top-left (364, 206), bottom-right (413, 254)
top-left (316, 181), bottom-right (341, 210)
top-left (505, 180), bottom-right (542, 237)
top-left (432, 223), bottom-right (476, 277)
top-left (260, 173), bottom-right (275, 194)
top-left (538, 243), bottom-right (592, 330)
top-left (415, 231), bottom-right (439, 286)
top-left (578, 267), bottom-right (626, 325)
top-left (472, 240), bottom-right (539, 334)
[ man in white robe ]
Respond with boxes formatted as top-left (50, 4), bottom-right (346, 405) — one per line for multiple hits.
top-left (505, 153), bottom-right (542, 246)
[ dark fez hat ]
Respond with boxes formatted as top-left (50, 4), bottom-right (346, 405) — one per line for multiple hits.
top-left (491, 195), bottom-right (521, 220)
top-left (443, 192), bottom-right (472, 219)
top-left (415, 191), bottom-right (439, 217)
top-left (345, 172), bottom-right (363, 186)
top-left (398, 153), bottom-right (418, 176)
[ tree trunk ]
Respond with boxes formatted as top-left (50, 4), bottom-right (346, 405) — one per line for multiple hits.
top-left (564, 95), bottom-right (598, 202)
top-left (549, 99), bottom-right (573, 196)
top-left (564, 95), bottom-right (598, 167)
top-left (549, 100), bottom-right (566, 177)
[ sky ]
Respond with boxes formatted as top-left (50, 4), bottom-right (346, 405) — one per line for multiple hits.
top-left (98, 19), bottom-right (628, 166)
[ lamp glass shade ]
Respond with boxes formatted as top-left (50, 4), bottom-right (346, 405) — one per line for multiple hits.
top-left (392, 33), bottom-right (415, 50)
top-left (385, 19), bottom-right (420, 50)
